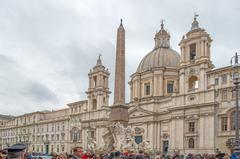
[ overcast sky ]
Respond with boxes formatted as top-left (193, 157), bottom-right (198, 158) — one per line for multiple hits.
top-left (0, 0), bottom-right (239, 115)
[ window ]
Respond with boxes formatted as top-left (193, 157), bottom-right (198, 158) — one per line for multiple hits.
top-left (189, 43), bottom-right (196, 60)
top-left (222, 89), bottom-right (227, 100)
top-left (79, 106), bottom-right (81, 112)
top-left (144, 83), bottom-right (151, 96)
top-left (189, 76), bottom-right (198, 90)
top-left (232, 89), bottom-right (240, 99)
top-left (188, 138), bottom-right (195, 149)
top-left (230, 111), bottom-right (240, 130)
top-left (103, 76), bottom-right (106, 86)
top-left (61, 134), bottom-right (65, 140)
top-left (215, 78), bottom-right (219, 85)
top-left (73, 132), bottom-right (77, 141)
top-left (92, 99), bottom-right (97, 110)
top-left (32, 135), bottom-right (35, 142)
top-left (52, 124), bottom-right (54, 132)
top-left (71, 128), bottom-right (81, 142)
top-left (93, 76), bottom-right (97, 87)
top-left (188, 122), bottom-right (195, 133)
top-left (221, 117), bottom-right (228, 131)
top-left (90, 131), bottom-right (95, 139)
top-left (221, 74), bottom-right (227, 85)
top-left (167, 81), bottom-right (174, 93)
top-left (103, 97), bottom-right (106, 105)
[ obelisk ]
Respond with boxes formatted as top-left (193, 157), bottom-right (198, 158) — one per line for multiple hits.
top-left (111, 19), bottom-right (129, 126)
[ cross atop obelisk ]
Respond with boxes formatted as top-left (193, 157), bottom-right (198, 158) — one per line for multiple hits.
top-left (111, 19), bottom-right (128, 126)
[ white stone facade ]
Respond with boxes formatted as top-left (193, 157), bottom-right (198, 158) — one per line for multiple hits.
top-left (0, 17), bottom-right (238, 155)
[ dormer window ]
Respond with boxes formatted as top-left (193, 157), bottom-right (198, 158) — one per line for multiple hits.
top-left (144, 83), bottom-right (151, 96)
top-left (190, 43), bottom-right (196, 60)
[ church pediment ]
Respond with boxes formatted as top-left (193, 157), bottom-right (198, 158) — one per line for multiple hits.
top-left (129, 107), bottom-right (155, 117)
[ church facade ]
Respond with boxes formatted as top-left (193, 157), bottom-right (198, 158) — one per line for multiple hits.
top-left (128, 17), bottom-right (234, 154)
top-left (0, 16), bottom-right (238, 155)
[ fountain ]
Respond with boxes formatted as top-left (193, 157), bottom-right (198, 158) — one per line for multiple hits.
top-left (92, 19), bottom-right (150, 154)
top-left (93, 122), bottom-right (150, 154)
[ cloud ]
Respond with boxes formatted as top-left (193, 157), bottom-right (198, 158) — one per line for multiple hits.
top-left (0, 54), bottom-right (59, 115)
top-left (0, 0), bottom-right (239, 115)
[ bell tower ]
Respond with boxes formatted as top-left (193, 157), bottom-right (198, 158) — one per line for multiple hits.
top-left (86, 55), bottom-right (111, 110)
top-left (178, 14), bottom-right (214, 94)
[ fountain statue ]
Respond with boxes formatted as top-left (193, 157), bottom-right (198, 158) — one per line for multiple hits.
top-left (96, 122), bottom-right (150, 153)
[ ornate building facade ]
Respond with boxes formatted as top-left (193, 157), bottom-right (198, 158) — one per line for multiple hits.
top-left (0, 16), bottom-right (238, 155)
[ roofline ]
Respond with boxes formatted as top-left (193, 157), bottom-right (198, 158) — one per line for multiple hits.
top-left (207, 65), bottom-right (232, 74)
top-left (67, 100), bottom-right (88, 107)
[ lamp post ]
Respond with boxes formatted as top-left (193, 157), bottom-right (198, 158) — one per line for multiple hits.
top-left (231, 52), bottom-right (240, 155)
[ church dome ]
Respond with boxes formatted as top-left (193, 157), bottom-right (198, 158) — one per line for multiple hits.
top-left (137, 48), bottom-right (180, 72)
top-left (137, 22), bottom-right (180, 73)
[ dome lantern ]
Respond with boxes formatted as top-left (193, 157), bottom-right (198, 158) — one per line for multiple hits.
top-left (154, 20), bottom-right (170, 49)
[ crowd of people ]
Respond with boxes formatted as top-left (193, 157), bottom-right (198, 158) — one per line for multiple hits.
top-left (0, 144), bottom-right (239, 159)
top-left (0, 145), bottom-right (151, 159)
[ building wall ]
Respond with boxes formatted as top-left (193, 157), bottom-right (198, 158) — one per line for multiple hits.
top-left (0, 21), bottom-right (238, 156)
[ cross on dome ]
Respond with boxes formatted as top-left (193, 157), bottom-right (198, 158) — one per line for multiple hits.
top-left (96, 54), bottom-right (103, 67)
top-left (191, 12), bottom-right (200, 30)
top-left (161, 19), bottom-right (165, 30)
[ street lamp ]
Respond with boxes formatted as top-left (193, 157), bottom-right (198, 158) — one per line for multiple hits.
top-left (231, 52), bottom-right (240, 155)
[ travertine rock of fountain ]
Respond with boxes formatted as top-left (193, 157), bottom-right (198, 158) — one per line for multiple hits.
top-left (87, 138), bottom-right (97, 152)
top-left (97, 122), bottom-right (150, 153)
top-left (138, 140), bottom-right (151, 152)
top-left (110, 122), bottom-right (126, 150)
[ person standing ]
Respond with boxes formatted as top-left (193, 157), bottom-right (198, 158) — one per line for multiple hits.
top-left (70, 147), bottom-right (84, 159)
top-left (6, 143), bottom-right (27, 159)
